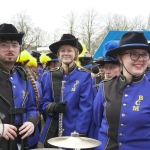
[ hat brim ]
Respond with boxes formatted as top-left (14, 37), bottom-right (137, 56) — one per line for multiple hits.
top-left (107, 45), bottom-right (150, 57)
top-left (49, 39), bottom-right (82, 55)
top-left (97, 60), bottom-right (119, 66)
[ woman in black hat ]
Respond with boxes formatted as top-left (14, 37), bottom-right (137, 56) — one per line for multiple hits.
top-left (40, 34), bottom-right (93, 148)
top-left (94, 31), bottom-right (150, 150)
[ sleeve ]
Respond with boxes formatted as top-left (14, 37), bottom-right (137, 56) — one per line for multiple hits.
top-left (76, 73), bottom-right (93, 136)
top-left (40, 72), bottom-right (56, 116)
top-left (93, 83), bottom-right (104, 128)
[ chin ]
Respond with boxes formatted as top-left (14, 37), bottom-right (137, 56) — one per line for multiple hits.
top-left (133, 71), bottom-right (144, 77)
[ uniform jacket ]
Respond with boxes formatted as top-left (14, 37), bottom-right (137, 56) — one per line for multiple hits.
top-left (94, 74), bottom-right (150, 150)
top-left (40, 64), bottom-right (93, 144)
top-left (0, 66), bottom-right (38, 149)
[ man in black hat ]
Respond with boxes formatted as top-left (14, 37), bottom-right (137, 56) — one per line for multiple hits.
top-left (94, 31), bottom-right (150, 150)
top-left (40, 34), bottom-right (93, 148)
top-left (0, 23), bottom-right (37, 150)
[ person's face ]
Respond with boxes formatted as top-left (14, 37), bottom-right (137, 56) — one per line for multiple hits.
top-left (54, 61), bottom-right (60, 67)
top-left (58, 45), bottom-right (76, 65)
top-left (99, 65), bottom-right (105, 74)
top-left (0, 40), bottom-right (20, 64)
top-left (118, 49), bottom-right (149, 77)
top-left (104, 63), bottom-right (120, 79)
top-left (31, 66), bottom-right (40, 73)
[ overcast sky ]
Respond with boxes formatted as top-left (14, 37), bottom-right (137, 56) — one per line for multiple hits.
top-left (0, 0), bottom-right (150, 32)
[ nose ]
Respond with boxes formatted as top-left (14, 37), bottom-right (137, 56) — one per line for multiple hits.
top-left (138, 54), bottom-right (144, 61)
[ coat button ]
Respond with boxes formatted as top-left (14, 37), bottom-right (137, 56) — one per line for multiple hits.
top-left (120, 124), bottom-right (124, 127)
top-left (125, 94), bottom-right (128, 97)
top-left (10, 77), bottom-right (13, 80)
top-left (13, 85), bottom-right (16, 88)
top-left (119, 133), bottom-right (123, 136)
top-left (119, 143), bottom-right (122, 146)
top-left (122, 113), bottom-right (126, 117)
top-left (123, 103), bottom-right (127, 106)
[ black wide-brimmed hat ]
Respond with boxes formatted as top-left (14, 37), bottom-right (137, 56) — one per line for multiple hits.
top-left (0, 23), bottom-right (24, 44)
top-left (30, 50), bottom-right (41, 63)
top-left (96, 56), bottom-right (119, 66)
top-left (107, 31), bottom-right (150, 57)
top-left (46, 52), bottom-right (59, 61)
top-left (79, 57), bottom-right (98, 69)
top-left (49, 34), bottom-right (83, 55)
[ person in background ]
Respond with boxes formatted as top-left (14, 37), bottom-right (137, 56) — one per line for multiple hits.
top-left (96, 41), bottom-right (121, 79)
top-left (31, 50), bottom-right (43, 83)
top-left (95, 57), bottom-right (105, 79)
top-left (94, 31), bottom-right (150, 150)
top-left (40, 34), bottom-right (93, 148)
top-left (0, 23), bottom-right (37, 150)
top-left (45, 52), bottom-right (60, 70)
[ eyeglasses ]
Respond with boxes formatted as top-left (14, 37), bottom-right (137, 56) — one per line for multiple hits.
top-left (0, 42), bottom-right (20, 50)
top-left (124, 52), bottom-right (150, 61)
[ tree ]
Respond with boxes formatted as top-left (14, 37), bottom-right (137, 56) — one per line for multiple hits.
top-left (63, 11), bottom-right (78, 35)
top-left (78, 9), bottom-right (102, 55)
top-left (11, 11), bottom-right (51, 49)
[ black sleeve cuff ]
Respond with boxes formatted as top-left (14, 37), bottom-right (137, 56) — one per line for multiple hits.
top-left (46, 102), bottom-right (56, 116)
top-left (28, 116), bottom-right (37, 126)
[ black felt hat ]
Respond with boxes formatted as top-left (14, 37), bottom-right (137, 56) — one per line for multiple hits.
top-left (78, 57), bottom-right (98, 69)
top-left (96, 56), bottom-right (119, 66)
top-left (30, 50), bottom-right (41, 63)
top-left (0, 23), bottom-right (24, 44)
top-left (107, 31), bottom-right (150, 57)
top-left (46, 52), bottom-right (59, 61)
top-left (49, 34), bottom-right (83, 55)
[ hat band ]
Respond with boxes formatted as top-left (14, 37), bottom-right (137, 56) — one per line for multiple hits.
top-left (83, 64), bottom-right (92, 68)
top-left (52, 58), bottom-right (59, 61)
top-left (121, 43), bottom-right (148, 47)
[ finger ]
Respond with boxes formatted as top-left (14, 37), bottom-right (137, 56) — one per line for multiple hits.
top-left (6, 132), bottom-right (15, 140)
top-left (19, 122), bottom-right (30, 131)
top-left (9, 125), bottom-right (17, 131)
top-left (3, 134), bottom-right (9, 140)
top-left (8, 128), bottom-right (17, 137)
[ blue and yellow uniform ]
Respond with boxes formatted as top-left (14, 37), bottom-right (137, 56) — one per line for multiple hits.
top-left (0, 65), bottom-right (37, 149)
top-left (40, 64), bottom-right (93, 146)
top-left (94, 74), bottom-right (150, 150)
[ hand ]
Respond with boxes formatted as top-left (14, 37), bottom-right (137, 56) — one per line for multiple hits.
top-left (53, 102), bottom-right (67, 113)
top-left (19, 122), bottom-right (34, 139)
top-left (2, 124), bottom-right (17, 140)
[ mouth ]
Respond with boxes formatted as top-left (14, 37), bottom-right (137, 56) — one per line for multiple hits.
top-left (133, 64), bottom-right (144, 69)
top-left (6, 53), bottom-right (14, 56)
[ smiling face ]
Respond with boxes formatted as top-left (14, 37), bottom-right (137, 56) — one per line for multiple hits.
top-left (118, 49), bottom-right (149, 80)
top-left (0, 40), bottom-right (20, 68)
top-left (58, 45), bottom-right (78, 66)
